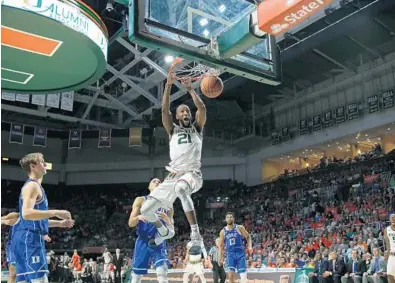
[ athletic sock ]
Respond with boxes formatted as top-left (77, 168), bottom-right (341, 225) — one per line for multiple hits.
top-left (191, 224), bottom-right (200, 235)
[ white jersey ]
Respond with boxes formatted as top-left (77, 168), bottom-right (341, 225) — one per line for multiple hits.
top-left (387, 226), bottom-right (395, 252)
top-left (167, 123), bottom-right (202, 172)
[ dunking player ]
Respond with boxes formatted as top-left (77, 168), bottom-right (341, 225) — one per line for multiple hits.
top-left (218, 212), bottom-right (252, 283)
top-left (2, 212), bottom-right (20, 283)
top-left (140, 63), bottom-right (207, 248)
top-left (128, 178), bottom-right (174, 283)
top-left (12, 153), bottom-right (74, 283)
top-left (384, 214), bottom-right (395, 283)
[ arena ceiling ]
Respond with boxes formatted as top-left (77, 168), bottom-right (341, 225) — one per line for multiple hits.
top-left (2, 0), bottom-right (395, 141)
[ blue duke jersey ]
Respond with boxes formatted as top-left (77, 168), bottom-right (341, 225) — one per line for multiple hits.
top-left (132, 198), bottom-right (170, 274)
top-left (12, 179), bottom-right (50, 282)
top-left (223, 225), bottom-right (247, 273)
top-left (17, 179), bottom-right (49, 234)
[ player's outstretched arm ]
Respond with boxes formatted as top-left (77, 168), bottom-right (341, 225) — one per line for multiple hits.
top-left (49, 219), bottom-right (74, 228)
top-left (128, 197), bottom-right (144, 227)
top-left (238, 225), bottom-right (253, 253)
top-left (218, 230), bottom-right (225, 266)
top-left (1, 212), bottom-right (19, 225)
top-left (162, 68), bottom-right (175, 136)
top-left (21, 182), bottom-right (71, 220)
top-left (182, 78), bottom-right (206, 132)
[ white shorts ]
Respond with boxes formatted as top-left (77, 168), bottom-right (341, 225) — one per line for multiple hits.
top-left (184, 263), bottom-right (204, 275)
top-left (149, 171), bottom-right (203, 208)
top-left (388, 255), bottom-right (395, 276)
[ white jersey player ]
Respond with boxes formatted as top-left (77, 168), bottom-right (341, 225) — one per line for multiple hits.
top-left (140, 65), bottom-right (207, 248)
top-left (385, 214), bottom-right (395, 283)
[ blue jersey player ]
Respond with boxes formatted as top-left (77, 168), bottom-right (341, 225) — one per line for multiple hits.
top-left (11, 152), bottom-right (74, 283)
top-left (2, 212), bottom-right (20, 283)
top-left (218, 212), bottom-right (252, 283)
top-left (128, 178), bottom-right (174, 283)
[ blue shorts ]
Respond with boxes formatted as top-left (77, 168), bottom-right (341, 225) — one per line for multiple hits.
top-left (6, 244), bottom-right (16, 267)
top-left (132, 237), bottom-right (169, 275)
top-left (12, 230), bottom-right (48, 283)
top-left (225, 251), bottom-right (246, 273)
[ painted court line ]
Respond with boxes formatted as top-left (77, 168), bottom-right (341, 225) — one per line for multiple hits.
top-left (1, 68), bottom-right (35, 85)
top-left (1, 26), bottom-right (63, 57)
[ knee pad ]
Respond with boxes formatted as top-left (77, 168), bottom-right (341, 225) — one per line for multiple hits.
top-left (156, 264), bottom-right (168, 283)
top-left (140, 198), bottom-right (161, 222)
top-left (131, 272), bottom-right (143, 283)
top-left (174, 181), bottom-right (194, 212)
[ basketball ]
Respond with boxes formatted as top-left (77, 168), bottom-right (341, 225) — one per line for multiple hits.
top-left (200, 75), bottom-right (223, 98)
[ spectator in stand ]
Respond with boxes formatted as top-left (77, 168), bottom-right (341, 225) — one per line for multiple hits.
top-left (323, 251), bottom-right (345, 283)
top-left (72, 250), bottom-right (80, 269)
top-left (363, 248), bottom-right (385, 283)
top-left (310, 252), bottom-right (327, 283)
top-left (341, 249), bottom-right (362, 283)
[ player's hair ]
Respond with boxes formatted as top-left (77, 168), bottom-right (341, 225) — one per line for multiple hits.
top-left (19, 152), bottom-right (43, 173)
top-left (225, 212), bottom-right (234, 217)
top-left (176, 104), bottom-right (190, 113)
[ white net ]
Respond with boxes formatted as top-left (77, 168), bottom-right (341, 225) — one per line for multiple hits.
top-left (171, 58), bottom-right (220, 81)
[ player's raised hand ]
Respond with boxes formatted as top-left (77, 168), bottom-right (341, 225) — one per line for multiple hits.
top-left (54, 210), bottom-right (71, 220)
top-left (181, 77), bottom-right (193, 91)
top-left (60, 219), bottom-right (75, 228)
top-left (137, 215), bottom-right (147, 223)
top-left (43, 235), bottom-right (52, 242)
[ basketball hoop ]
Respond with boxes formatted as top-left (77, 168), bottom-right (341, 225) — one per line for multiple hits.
top-left (170, 58), bottom-right (220, 81)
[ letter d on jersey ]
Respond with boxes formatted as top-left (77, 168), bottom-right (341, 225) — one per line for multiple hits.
top-left (257, 0), bottom-right (333, 35)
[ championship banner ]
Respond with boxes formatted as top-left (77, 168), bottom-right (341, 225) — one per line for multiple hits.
top-left (322, 110), bottom-right (333, 128)
top-left (347, 103), bottom-right (359, 120)
top-left (32, 94), bottom-right (46, 106)
top-left (271, 132), bottom-right (279, 145)
top-left (335, 106), bottom-right (345, 124)
top-left (368, 95), bottom-right (379, 113)
top-left (2, 92), bottom-right (16, 101)
top-left (281, 127), bottom-right (290, 142)
top-left (98, 129), bottom-right (112, 148)
top-left (141, 268), bottom-right (296, 283)
top-left (9, 123), bottom-right (24, 144)
top-left (129, 128), bottom-right (142, 147)
top-left (312, 115), bottom-right (321, 132)
top-left (299, 119), bottom-right (309, 136)
top-left (383, 89), bottom-right (394, 109)
top-left (46, 93), bottom-right (60, 108)
top-left (68, 130), bottom-right (82, 149)
top-left (33, 127), bottom-right (47, 147)
top-left (61, 91), bottom-right (74, 111)
top-left (16, 93), bottom-right (30, 103)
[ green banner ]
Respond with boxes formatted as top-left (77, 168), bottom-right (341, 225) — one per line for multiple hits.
top-left (294, 268), bottom-right (314, 283)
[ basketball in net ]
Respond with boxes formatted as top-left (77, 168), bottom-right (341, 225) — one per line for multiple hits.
top-left (200, 75), bottom-right (223, 98)
top-left (170, 57), bottom-right (223, 98)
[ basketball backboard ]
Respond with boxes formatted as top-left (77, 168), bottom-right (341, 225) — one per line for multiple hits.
top-left (128, 0), bottom-right (281, 85)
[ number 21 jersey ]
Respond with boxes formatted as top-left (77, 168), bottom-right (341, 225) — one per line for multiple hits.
top-left (167, 123), bottom-right (202, 172)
